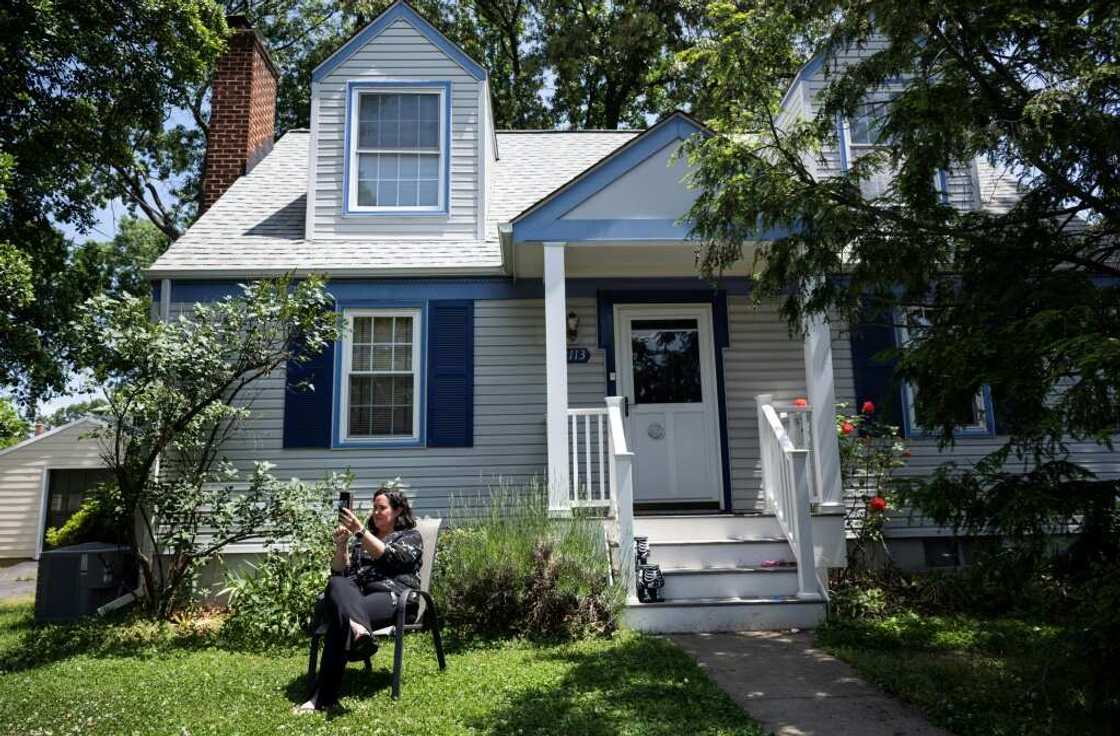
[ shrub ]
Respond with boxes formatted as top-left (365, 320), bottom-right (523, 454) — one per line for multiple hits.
top-left (1069, 563), bottom-right (1120, 716)
top-left (219, 551), bottom-right (330, 649)
top-left (218, 478), bottom-right (339, 648)
top-left (432, 481), bottom-right (623, 640)
top-left (44, 483), bottom-right (128, 549)
top-left (836, 401), bottom-right (908, 573)
top-left (829, 545), bottom-right (1068, 624)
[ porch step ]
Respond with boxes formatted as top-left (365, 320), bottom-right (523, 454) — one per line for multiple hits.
top-left (646, 538), bottom-right (792, 569)
top-left (660, 565), bottom-right (801, 599)
top-left (623, 595), bottom-right (827, 633)
top-left (634, 513), bottom-right (782, 540)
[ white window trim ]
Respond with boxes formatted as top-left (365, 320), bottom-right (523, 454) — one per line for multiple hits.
top-left (346, 85), bottom-right (448, 214)
top-left (843, 97), bottom-right (951, 203)
top-left (339, 308), bottom-right (423, 442)
top-left (896, 308), bottom-right (990, 435)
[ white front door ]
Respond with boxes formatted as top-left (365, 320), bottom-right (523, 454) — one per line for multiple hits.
top-left (615, 304), bottom-right (724, 507)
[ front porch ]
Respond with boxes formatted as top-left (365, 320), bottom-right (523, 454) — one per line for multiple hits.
top-left (505, 112), bottom-right (846, 629)
top-left (526, 244), bottom-right (847, 630)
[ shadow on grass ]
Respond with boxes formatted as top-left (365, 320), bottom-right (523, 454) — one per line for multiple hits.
top-left (467, 633), bottom-right (762, 736)
top-left (0, 596), bottom-right (481, 678)
top-left (817, 612), bottom-right (1066, 657)
top-left (0, 610), bottom-right (229, 674)
top-left (280, 659), bottom-right (395, 712)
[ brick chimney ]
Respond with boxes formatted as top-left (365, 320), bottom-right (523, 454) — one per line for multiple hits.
top-left (200, 15), bottom-right (279, 213)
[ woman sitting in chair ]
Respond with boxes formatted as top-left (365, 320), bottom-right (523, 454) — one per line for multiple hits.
top-left (298, 486), bottom-right (423, 712)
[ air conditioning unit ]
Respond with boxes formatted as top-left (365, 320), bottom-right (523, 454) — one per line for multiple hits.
top-left (35, 543), bottom-right (137, 622)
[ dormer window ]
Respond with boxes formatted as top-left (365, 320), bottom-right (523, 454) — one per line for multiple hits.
top-left (847, 100), bottom-right (892, 147)
top-left (345, 82), bottom-right (449, 215)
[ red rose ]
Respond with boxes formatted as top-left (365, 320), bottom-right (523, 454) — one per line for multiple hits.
top-left (840, 421), bottom-right (855, 435)
top-left (861, 400), bottom-right (876, 414)
top-left (793, 398), bottom-right (808, 408)
top-left (869, 496), bottom-right (888, 512)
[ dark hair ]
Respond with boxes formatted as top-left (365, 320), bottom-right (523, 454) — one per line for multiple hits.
top-left (371, 487), bottom-right (416, 530)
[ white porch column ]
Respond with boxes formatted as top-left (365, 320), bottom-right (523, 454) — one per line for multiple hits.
top-left (543, 242), bottom-right (571, 514)
top-left (804, 315), bottom-right (843, 510)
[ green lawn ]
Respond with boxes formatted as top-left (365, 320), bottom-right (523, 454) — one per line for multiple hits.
top-left (0, 598), bottom-right (761, 736)
top-left (816, 612), bottom-right (1105, 736)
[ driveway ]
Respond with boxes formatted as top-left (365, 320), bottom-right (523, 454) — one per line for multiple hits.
top-left (0, 560), bottom-right (37, 601)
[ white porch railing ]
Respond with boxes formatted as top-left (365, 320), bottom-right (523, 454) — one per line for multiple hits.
top-left (567, 408), bottom-right (611, 507)
top-left (756, 393), bottom-right (823, 600)
top-left (565, 398), bottom-right (637, 601)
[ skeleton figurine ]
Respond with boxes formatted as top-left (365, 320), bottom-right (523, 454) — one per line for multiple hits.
top-left (637, 564), bottom-right (665, 603)
top-left (634, 536), bottom-right (651, 567)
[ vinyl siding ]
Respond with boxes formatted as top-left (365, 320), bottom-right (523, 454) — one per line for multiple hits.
top-left (174, 299), bottom-right (543, 527)
top-left (0, 422), bottom-right (106, 560)
top-left (831, 324), bottom-right (1120, 534)
top-left (310, 18), bottom-right (482, 240)
top-left (776, 81), bottom-right (820, 178)
top-left (172, 293), bottom-right (812, 529)
top-left (786, 38), bottom-right (979, 211)
top-left (724, 296), bottom-right (809, 511)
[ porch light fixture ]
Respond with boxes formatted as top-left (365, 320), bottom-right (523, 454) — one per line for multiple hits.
top-left (566, 311), bottom-right (580, 341)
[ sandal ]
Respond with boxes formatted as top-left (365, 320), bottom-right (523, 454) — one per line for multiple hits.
top-left (347, 634), bottom-right (378, 662)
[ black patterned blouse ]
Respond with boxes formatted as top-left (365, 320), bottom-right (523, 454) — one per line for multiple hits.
top-left (344, 527), bottom-right (424, 596)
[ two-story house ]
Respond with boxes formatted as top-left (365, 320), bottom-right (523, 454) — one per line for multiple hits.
top-left (147, 3), bottom-right (1118, 632)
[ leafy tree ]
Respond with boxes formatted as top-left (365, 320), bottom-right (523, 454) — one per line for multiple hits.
top-left (682, 0), bottom-right (1120, 555)
top-left (0, 397), bottom-right (28, 450)
top-left (0, 1), bottom-right (226, 413)
top-left (541, 0), bottom-right (703, 128)
top-left (76, 218), bottom-right (171, 299)
top-left (0, 152), bottom-right (34, 374)
top-left (73, 276), bottom-right (344, 617)
top-left (37, 398), bottom-right (110, 430)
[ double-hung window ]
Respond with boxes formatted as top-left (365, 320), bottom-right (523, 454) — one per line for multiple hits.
top-left (845, 97), bottom-right (950, 203)
top-left (896, 307), bottom-right (992, 436)
top-left (347, 85), bottom-right (446, 213)
top-left (341, 310), bottom-right (422, 441)
top-left (848, 100), bottom-right (892, 147)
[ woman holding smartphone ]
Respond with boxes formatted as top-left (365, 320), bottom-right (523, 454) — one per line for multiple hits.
top-left (297, 486), bottom-right (423, 712)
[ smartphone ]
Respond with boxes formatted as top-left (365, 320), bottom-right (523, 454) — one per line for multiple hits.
top-left (338, 491), bottom-right (352, 513)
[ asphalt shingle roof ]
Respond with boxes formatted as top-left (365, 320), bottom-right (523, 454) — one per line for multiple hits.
top-left (147, 129), bottom-right (638, 279)
top-left (149, 125), bottom-right (1033, 280)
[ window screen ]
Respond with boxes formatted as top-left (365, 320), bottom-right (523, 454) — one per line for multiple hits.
top-left (355, 93), bottom-right (440, 208)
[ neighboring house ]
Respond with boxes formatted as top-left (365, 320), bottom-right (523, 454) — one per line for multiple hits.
top-left (146, 3), bottom-right (1116, 630)
top-left (0, 418), bottom-right (111, 562)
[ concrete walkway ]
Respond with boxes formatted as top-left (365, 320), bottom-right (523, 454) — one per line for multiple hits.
top-left (671, 631), bottom-right (952, 736)
top-left (0, 560), bottom-right (37, 601)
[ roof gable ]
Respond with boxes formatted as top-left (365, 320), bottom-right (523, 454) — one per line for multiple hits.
top-left (0, 417), bottom-right (104, 460)
top-left (511, 113), bottom-right (711, 242)
top-left (311, 1), bottom-right (487, 83)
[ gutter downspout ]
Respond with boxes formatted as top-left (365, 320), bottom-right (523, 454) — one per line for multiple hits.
top-left (499, 223), bottom-right (516, 281)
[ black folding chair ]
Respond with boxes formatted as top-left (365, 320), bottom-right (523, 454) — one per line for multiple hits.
top-left (307, 517), bottom-right (446, 700)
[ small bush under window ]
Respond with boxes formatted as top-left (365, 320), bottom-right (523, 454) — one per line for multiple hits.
top-left (432, 480), bottom-right (623, 641)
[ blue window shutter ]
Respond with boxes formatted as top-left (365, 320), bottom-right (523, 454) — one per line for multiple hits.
top-left (283, 337), bottom-right (335, 449)
top-left (427, 300), bottom-right (474, 447)
top-left (990, 389), bottom-right (1012, 435)
top-left (850, 302), bottom-right (903, 427)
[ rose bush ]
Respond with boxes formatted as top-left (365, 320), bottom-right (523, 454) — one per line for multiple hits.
top-left (836, 400), bottom-right (909, 572)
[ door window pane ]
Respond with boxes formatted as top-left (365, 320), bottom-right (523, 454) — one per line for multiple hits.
top-left (630, 319), bottom-right (703, 404)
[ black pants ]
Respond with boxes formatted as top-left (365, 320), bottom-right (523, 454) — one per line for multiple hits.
top-left (315, 575), bottom-right (396, 707)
